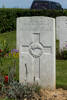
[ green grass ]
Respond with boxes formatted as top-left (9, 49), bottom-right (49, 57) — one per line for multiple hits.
top-left (56, 60), bottom-right (67, 89)
top-left (0, 31), bottom-right (19, 80)
top-left (56, 40), bottom-right (67, 89)
top-left (0, 31), bottom-right (67, 90)
top-left (0, 31), bottom-right (16, 50)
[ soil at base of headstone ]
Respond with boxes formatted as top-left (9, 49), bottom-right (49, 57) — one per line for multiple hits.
top-left (0, 88), bottom-right (67, 100)
top-left (32, 88), bottom-right (67, 100)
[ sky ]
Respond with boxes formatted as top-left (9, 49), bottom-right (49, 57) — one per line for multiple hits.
top-left (0, 0), bottom-right (67, 8)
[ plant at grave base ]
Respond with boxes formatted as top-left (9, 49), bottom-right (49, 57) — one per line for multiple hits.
top-left (0, 73), bottom-right (6, 95)
top-left (0, 75), bottom-right (4, 89)
top-left (0, 40), bottom-right (9, 65)
top-left (6, 81), bottom-right (41, 100)
top-left (3, 97), bottom-right (15, 100)
top-left (4, 75), bottom-right (8, 83)
top-left (8, 60), bottom-right (16, 84)
top-left (8, 49), bottom-right (19, 58)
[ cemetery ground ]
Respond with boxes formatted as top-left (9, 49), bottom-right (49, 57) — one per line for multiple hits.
top-left (0, 31), bottom-right (67, 100)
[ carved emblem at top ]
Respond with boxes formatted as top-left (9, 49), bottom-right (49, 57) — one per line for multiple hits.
top-left (29, 43), bottom-right (43, 58)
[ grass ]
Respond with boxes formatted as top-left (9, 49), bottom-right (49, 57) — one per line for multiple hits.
top-left (56, 60), bottom-right (67, 89)
top-left (0, 31), bottom-right (19, 80)
top-left (0, 31), bottom-right (16, 50)
top-left (0, 31), bottom-right (67, 90)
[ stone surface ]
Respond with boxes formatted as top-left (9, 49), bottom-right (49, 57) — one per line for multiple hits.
top-left (56, 16), bottom-right (67, 51)
top-left (17, 17), bottom-right (56, 89)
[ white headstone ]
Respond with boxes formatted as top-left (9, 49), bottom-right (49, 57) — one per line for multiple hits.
top-left (56, 16), bottom-right (67, 51)
top-left (17, 17), bottom-right (56, 89)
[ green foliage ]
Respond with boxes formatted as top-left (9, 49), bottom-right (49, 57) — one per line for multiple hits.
top-left (61, 50), bottom-right (67, 59)
top-left (4, 97), bottom-right (15, 100)
top-left (0, 74), bottom-right (6, 95)
top-left (6, 81), bottom-right (41, 100)
top-left (0, 31), bottom-right (67, 91)
top-left (56, 40), bottom-right (60, 59)
top-left (0, 8), bottom-right (66, 33)
top-left (0, 31), bottom-right (19, 80)
top-left (8, 60), bottom-right (16, 84)
top-left (0, 75), bottom-right (4, 90)
top-left (56, 40), bottom-right (67, 60)
top-left (56, 60), bottom-right (67, 89)
top-left (56, 50), bottom-right (67, 60)
top-left (0, 40), bottom-right (9, 66)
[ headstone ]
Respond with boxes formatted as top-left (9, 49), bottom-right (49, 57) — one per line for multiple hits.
top-left (56, 16), bottom-right (67, 51)
top-left (17, 17), bottom-right (56, 89)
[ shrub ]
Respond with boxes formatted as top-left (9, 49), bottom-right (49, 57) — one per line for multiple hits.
top-left (0, 8), bottom-right (66, 33)
top-left (6, 81), bottom-right (41, 100)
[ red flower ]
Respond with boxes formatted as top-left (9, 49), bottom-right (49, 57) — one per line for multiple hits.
top-left (0, 49), bottom-right (2, 53)
top-left (4, 76), bottom-right (8, 83)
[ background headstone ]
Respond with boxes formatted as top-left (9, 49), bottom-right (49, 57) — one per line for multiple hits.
top-left (56, 16), bottom-right (67, 51)
top-left (17, 17), bottom-right (56, 89)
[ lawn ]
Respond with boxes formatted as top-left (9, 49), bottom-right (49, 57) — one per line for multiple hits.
top-left (0, 31), bottom-right (67, 90)
top-left (56, 60), bottom-right (67, 89)
top-left (0, 31), bottom-right (19, 80)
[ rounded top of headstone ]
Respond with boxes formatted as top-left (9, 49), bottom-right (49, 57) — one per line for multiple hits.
top-left (56, 16), bottom-right (67, 19)
top-left (17, 16), bottom-right (55, 20)
top-left (56, 16), bottom-right (67, 22)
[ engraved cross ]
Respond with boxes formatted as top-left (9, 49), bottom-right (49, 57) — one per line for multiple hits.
top-left (22, 33), bottom-right (51, 82)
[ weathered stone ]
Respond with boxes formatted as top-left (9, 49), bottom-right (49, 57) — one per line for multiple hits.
top-left (56, 16), bottom-right (67, 51)
top-left (17, 17), bottom-right (56, 89)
